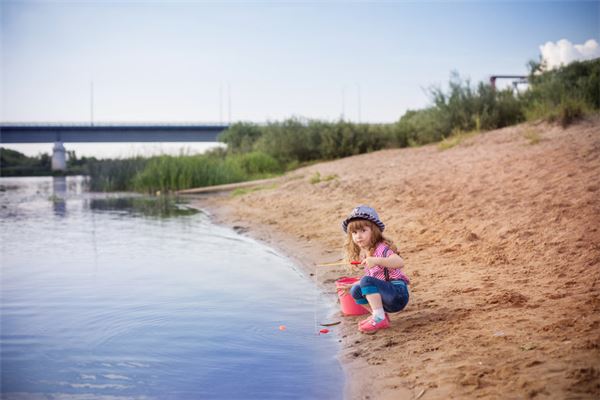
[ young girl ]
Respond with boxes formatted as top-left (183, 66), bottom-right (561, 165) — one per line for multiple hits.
top-left (341, 205), bottom-right (410, 333)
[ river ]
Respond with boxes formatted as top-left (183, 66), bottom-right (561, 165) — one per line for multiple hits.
top-left (0, 176), bottom-right (343, 400)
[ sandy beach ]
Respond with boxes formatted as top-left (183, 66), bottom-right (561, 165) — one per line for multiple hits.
top-left (187, 118), bottom-right (600, 399)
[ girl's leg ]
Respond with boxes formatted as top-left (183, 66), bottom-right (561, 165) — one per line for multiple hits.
top-left (350, 284), bottom-right (372, 324)
top-left (350, 283), bottom-right (369, 307)
top-left (358, 276), bottom-right (408, 312)
top-left (356, 277), bottom-right (385, 323)
top-left (357, 277), bottom-right (409, 332)
top-left (365, 293), bottom-right (383, 310)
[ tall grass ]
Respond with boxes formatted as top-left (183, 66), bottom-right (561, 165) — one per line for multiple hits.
top-left (85, 150), bottom-right (283, 192)
top-left (86, 157), bottom-right (149, 191)
top-left (131, 151), bottom-right (282, 193)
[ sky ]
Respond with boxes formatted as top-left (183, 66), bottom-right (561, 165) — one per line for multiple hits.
top-left (1, 0), bottom-right (599, 157)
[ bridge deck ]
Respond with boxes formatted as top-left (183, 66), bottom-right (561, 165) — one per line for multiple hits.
top-left (0, 124), bottom-right (228, 143)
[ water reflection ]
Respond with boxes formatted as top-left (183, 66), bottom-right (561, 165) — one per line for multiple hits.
top-left (51, 176), bottom-right (67, 216)
top-left (89, 196), bottom-right (200, 218)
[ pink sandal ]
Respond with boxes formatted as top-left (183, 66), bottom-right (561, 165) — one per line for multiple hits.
top-left (358, 315), bottom-right (390, 333)
top-left (358, 313), bottom-right (389, 328)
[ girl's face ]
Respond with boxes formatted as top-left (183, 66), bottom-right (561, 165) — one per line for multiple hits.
top-left (351, 224), bottom-right (373, 249)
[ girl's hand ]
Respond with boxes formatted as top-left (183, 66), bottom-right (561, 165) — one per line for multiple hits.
top-left (361, 257), bottom-right (378, 268)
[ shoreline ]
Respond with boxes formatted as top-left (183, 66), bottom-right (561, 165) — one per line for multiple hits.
top-left (182, 118), bottom-right (600, 399)
top-left (187, 194), bottom-right (367, 398)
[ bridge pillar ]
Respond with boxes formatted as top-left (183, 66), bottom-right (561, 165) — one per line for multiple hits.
top-left (51, 141), bottom-right (66, 171)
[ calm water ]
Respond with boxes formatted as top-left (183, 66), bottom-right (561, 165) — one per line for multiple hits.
top-left (0, 176), bottom-right (343, 400)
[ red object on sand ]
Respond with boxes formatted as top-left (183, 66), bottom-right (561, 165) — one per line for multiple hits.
top-left (350, 261), bottom-right (361, 265)
top-left (335, 277), bottom-right (370, 316)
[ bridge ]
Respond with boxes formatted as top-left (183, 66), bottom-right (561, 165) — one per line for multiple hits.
top-left (0, 123), bottom-right (228, 143)
top-left (0, 122), bottom-right (230, 170)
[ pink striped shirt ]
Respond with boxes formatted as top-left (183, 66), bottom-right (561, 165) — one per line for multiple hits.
top-left (364, 242), bottom-right (410, 284)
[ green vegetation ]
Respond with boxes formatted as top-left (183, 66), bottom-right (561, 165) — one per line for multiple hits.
top-left (437, 129), bottom-right (479, 151)
top-left (309, 171), bottom-right (339, 184)
top-left (221, 119), bottom-right (390, 164)
top-left (86, 157), bottom-right (149, 191)
top-left (130, 150), bottom-right (283, 193)
top-left (523, 58), bottom-right (599, 127)
top-left (1, 148), bottom-right (98, 177)
top-left (522, 128), bottom-right (541, 145)
top-left (231, 184), bottom-right (278, 197)
top-left (4, 58), bottom-right (597, 192)
top-left (1, 148), bottom-right (51, 176)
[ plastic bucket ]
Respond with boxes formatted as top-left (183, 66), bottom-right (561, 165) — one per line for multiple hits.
top-left (335, 277), bottom-right (369, 316)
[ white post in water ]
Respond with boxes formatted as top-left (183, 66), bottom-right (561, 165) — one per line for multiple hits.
top-left (52, 141), bottom-right (66, 171)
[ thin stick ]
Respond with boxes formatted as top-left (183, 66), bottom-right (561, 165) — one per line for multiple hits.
top-left (316, 260), bottom-right (361, 267)
top-left (314, 260), bottom-right (319, 335)
top-left (319, 321), bottom-right (341, 327)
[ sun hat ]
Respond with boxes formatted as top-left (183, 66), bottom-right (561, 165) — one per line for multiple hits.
top-left (342, 205), bottom-right (385, 233)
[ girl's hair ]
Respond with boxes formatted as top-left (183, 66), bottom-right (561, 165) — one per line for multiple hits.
top-left (344, 219), bottom-right (398, 262)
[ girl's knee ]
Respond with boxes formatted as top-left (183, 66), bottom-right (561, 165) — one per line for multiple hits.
top-left (359, 275), bottom-right (378, 287)
top-left (359, 276), bottom-right (380, 296)
top-left (349, 284), bottom-right (363, 300)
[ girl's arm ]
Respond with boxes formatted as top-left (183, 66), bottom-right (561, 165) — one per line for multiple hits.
top-left (363, 254), bottom-right (404, 269)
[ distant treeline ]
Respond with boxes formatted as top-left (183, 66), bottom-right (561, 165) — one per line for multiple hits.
top-left (3, 58), bottom-right (598, 191)
top-left (0, 148), bottom-right (93, 177)
top-left (0, 148), bottom-right (52, 176)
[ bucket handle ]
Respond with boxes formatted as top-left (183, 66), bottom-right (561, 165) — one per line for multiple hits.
top-left (336, 279), bottom-right (357, 298)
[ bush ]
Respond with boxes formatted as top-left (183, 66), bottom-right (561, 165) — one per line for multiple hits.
top-left (218, 122), bottom-right (263, 154)
top-left (523, 58), bottom-right (599, 126)
top-left (424, 72), bottom-right (525, 141)
top-left (254, 118), bottom-right (322, 164)
top-left (319, 120), bottom-right (390, 159)
top-left (229, 151), bottom-right (283, 176)
top-left (392, 108), bottom-right (446, 146)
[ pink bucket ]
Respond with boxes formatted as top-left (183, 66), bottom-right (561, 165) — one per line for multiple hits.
top-left (335, 277), bottom-right (369, 316)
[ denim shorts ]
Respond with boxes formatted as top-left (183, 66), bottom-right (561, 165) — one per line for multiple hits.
top-left (350, 275), bottom-right (409, 313)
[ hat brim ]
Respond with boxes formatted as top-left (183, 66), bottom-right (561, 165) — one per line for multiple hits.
top-left (342, 215), bottom-right (385, 233)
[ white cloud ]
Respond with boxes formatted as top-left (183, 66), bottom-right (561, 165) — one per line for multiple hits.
top-left (540, 39), bottom-right (600, 70)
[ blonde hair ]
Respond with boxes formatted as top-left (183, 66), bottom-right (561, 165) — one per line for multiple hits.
top-left (344, 219), bottom-right (398, 263)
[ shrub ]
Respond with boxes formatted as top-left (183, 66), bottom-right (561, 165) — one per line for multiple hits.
top-left (228, 151), bottom-right (283, 176)
top-left (523, 58), bottom-right (599, 125)
top-left (254, 118), bottom-right (322, 164)
top-left (218, 122), bottom-right (263, 154)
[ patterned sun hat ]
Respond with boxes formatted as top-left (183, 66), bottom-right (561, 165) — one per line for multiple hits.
top-left (342, 205), bottom-right (385, 233)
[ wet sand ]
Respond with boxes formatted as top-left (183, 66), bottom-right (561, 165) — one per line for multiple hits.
top-left (188, 118), bottom-right (600, 399)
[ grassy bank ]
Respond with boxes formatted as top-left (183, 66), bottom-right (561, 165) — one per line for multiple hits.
top-left (87, 150), bottom-right (283, 192)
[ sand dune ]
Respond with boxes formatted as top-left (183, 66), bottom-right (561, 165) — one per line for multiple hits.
top-left (191, 118), bottom-right (600, 399)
